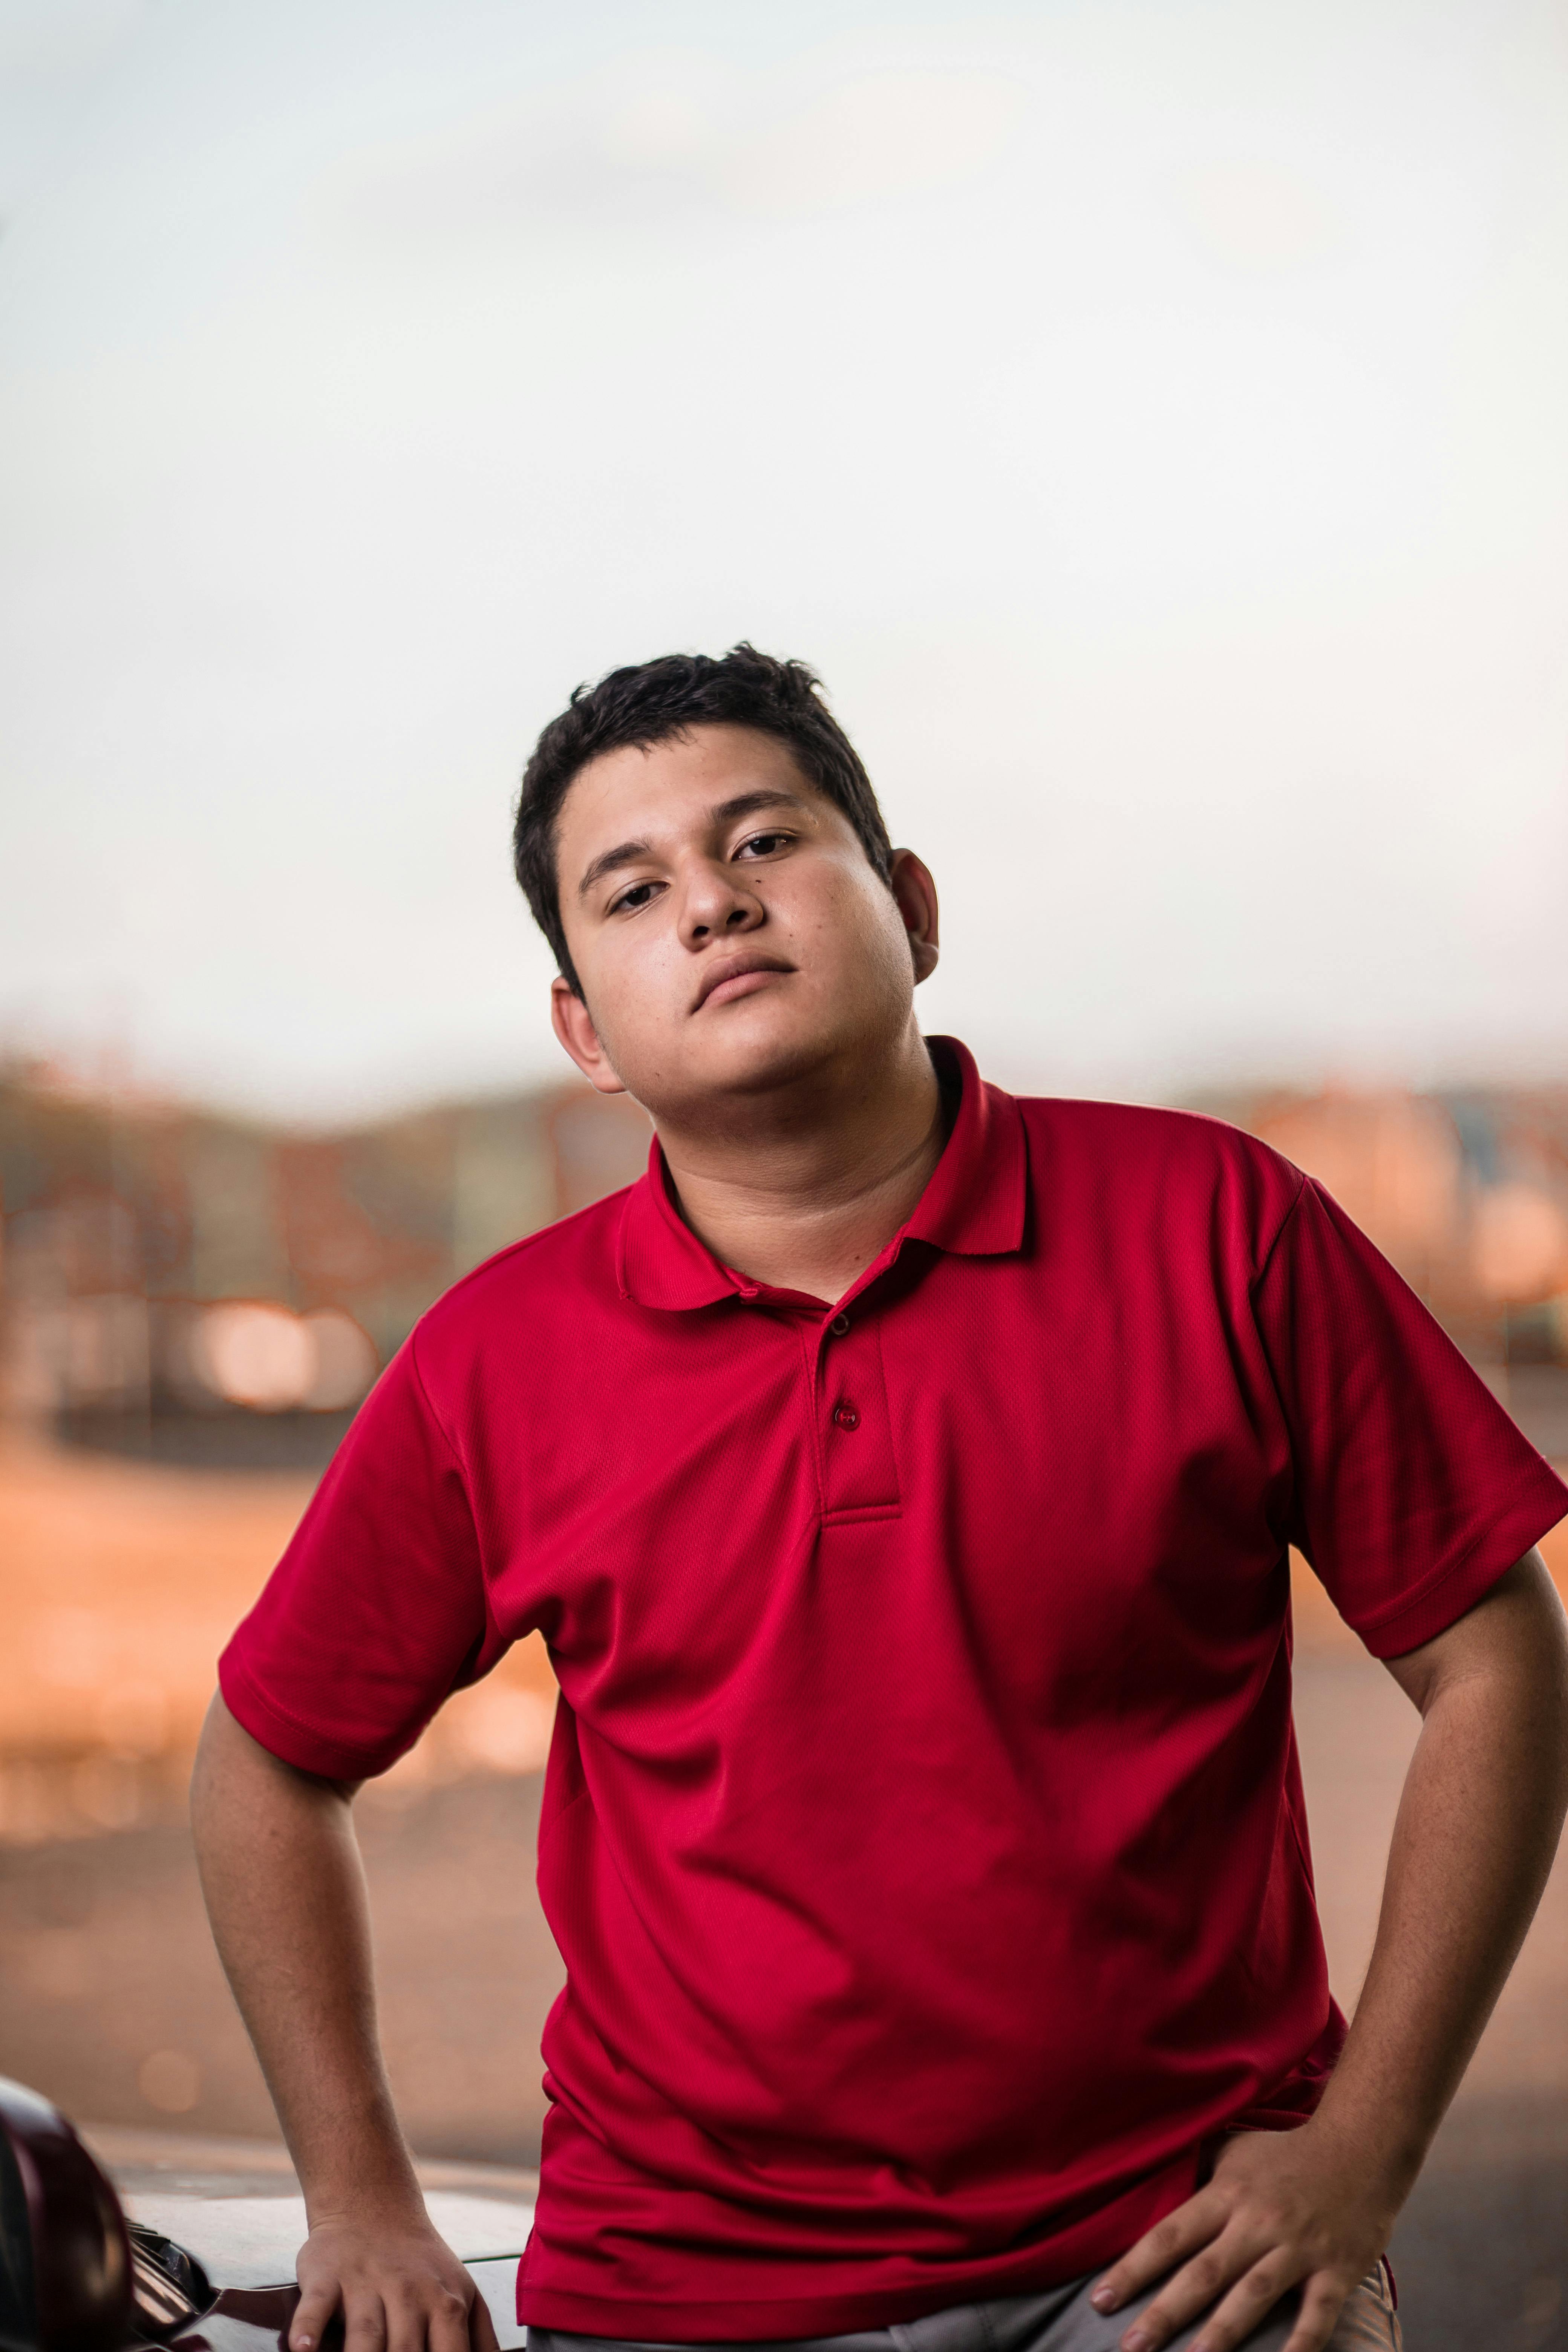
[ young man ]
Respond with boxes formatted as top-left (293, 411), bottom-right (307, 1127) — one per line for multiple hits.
top-left (194, 648), bottom-right (1568, 2352)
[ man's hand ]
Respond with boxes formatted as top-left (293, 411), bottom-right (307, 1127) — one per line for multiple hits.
top-left (291, 2203), bottom-right (501, 2352)
top-left (1088, 2120), bottom-right (1393, 2352)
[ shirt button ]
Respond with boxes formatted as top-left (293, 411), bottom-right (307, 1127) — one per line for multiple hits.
top-left (829, 1313), bottom-right (850, 1335)
top-left (832, 1401), bottom-right (860, 1431)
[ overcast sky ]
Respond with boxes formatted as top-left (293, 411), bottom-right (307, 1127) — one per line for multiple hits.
top-left (4, 0), bottom-right (1567, 1121)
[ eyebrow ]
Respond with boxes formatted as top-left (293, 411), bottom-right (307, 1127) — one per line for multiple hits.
top-left (576, 789), bottom-right (811, 899)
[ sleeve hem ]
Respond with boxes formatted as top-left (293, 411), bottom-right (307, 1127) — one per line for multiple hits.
top-left (1348, 1482), bottom-right (1568, 1659)
top-left (218, 1649), bottom-right (413, 1783)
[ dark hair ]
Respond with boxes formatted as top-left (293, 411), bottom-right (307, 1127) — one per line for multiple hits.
top-left (513, 643), bottom-right (895, 994)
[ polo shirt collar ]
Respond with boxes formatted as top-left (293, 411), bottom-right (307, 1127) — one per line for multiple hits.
top-left (616, 1037), bottom-right (1027, 1311)
top-left (903, 1036), bottom-right (1027, 1258)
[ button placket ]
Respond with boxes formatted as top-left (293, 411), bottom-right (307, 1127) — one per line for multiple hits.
top-left (816, 1309), bottom-right (900, 1515)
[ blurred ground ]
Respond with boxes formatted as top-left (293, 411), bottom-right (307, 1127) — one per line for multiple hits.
top-left (0, 1429), bottom-right (557, 1842)
top-left (0, 1435), bottom-right (1565, 2349)
top-left (0, 1773), bottom-right (561, 2162)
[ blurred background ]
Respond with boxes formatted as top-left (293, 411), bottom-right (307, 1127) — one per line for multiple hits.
top-left (3, 2), bottom-right (1568, 2345)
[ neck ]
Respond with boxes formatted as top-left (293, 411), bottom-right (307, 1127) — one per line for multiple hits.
top-left (654, 1023), bottom-right (948, 1306)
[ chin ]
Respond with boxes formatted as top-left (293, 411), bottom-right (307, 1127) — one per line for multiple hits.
top-left (633, 1004), bottom-right (858, 1117)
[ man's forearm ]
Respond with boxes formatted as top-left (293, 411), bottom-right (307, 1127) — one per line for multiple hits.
top-left (1318, 1549), bottom-right (1568, 2187)
top-left (190, 1695), bottom-right (421, 2221)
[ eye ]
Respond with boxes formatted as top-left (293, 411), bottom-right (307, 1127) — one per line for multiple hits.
top-left (609, 879), bottom-right (662, 914)
top-left (736, 830), bottom-right (794, 860)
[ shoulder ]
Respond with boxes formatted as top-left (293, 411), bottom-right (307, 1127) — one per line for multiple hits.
top-left (1015, 1092), bottom-right (1299, 1178)
top-left (410, 1183), bottom-right (632, 1376)
top-left (1011, 1094), bottom-right (1307, 1265)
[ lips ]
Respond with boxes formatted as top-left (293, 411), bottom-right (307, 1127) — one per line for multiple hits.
top-left (693, 952), bottom-right (795, 1011)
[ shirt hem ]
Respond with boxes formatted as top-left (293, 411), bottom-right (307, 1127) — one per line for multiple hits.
top-left (516, 2151), bottom-right (1202, 2340)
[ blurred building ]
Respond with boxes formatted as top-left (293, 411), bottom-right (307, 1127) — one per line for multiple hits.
top-left (9, 1060), bottom-right (1568, 1453)
top-left (1190, 1081), bottom-right (1568, 1456)
top-left (0, 1061), bottom-right (653, 1466)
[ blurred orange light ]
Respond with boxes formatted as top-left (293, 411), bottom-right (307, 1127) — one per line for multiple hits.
top-left (1471, 1184), bottom-right (1568, 1306)
top-left (191, 1302), bottom-right (315, 1411)
top-left (300, 1309), bottom-right (378, 1411)
top-left (187, 1300), bottom-right (378, 1412)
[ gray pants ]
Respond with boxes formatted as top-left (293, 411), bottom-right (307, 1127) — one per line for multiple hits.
top-left (525, 2262), bottom-right (1400, 2352)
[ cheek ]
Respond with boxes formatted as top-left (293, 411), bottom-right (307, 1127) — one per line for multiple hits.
top-left (580, 929), bottom-right (691, 1061)
top-left (590, 949), bottom-right (666, 1031)
top-left (800, 870), bottom-right (910, 987)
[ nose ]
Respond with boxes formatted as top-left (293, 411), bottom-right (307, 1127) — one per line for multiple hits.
top-left (678, 861), bottom-right (764, 950)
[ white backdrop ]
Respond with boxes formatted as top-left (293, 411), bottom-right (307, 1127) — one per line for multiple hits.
top-left (3, 0), bottom-right (1566, 1118)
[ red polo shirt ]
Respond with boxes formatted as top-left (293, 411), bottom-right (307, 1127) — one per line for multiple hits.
top-left (220, 1040), bottom-right (1566, 2341)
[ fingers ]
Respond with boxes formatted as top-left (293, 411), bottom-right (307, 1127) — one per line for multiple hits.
top-left (1112, 2255), bottom-right (1351, 2352)
top-left (344, 2290), bottom-right (389, 2352)
top-left (1279, 2278), bottom-right (1352, 2352)
top-left (379, 2275), bottom-right (472, 2352)
top-left (1111, 2231), bottom-right (1264, 2352)
top-left (1091, 2189), bottom-right (1231, 2317)
top-left (290, 2222), bottom-right (492, 2352)
top-left (1181, 2259), bottom-right (1315, 2352)
top-left (1091, 2125), bottom-right (1386, 2352)
top-left (291, 2278), bottom-right (343, 2352)
top-left (422, 2282), bottom-right (478, 2352)
top-left (329, 2280), bottom-right (469, 2352)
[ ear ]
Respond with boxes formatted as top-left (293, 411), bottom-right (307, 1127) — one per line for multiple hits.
top-left (551, 977), bottom-right (629, 1095)
top-left (889, 850), bottom-right (940, 985)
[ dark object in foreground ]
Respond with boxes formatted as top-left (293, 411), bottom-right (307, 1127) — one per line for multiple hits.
top-left (0, 2082), bottom-right (228, 2351)
top-left (0, 2081), bottom-right (528, 2352)
top-left (0, 2079), bottom-right (133, 2352)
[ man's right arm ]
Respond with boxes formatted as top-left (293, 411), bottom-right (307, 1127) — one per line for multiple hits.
top-left (190, 1694), bottom-right (498, 2352)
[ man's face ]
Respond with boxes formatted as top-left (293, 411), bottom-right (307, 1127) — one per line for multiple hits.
top-left (550, 723), bottom-right (936, 1119)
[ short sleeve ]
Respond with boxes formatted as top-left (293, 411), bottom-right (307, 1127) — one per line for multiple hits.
top-left (218, 1331), bottom-right (492, 1779)
top-left (1254, 1177), bottom-right (1567, 1657)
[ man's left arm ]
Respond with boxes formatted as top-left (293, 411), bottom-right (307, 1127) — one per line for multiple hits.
top-left (1090, 1547), bottom-right (1568, 2352)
